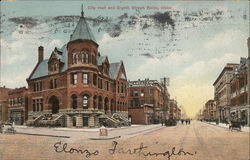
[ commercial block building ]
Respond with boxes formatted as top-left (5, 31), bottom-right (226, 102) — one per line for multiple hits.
top-left (0, 87), bottom-right (11, 122)
top-left (213, 63), bottom-right (239, 123)
top-left (203, 100), bottom-right (216, 121)
top-left (128, 79), bottom-right (170, 124)
top-left (229, 38), bottom-right (250, 126)
top-left (8, 87), bottom-right (30, 125)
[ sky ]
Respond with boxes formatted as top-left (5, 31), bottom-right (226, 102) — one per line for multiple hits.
top-left (0, 1), bottom-right (249, 118)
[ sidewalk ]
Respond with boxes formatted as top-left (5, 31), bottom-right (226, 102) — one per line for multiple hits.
top-left (205, 121), bottom-right (250, 132)
top-left (12, 124), bottom-right (163, 141)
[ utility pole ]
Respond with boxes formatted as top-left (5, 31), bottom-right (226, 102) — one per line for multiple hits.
top-left (161, 77), bottom-right (169, 125)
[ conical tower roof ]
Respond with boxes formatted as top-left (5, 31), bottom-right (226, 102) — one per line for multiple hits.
top-left (70, 11), bottom-right (96, 43)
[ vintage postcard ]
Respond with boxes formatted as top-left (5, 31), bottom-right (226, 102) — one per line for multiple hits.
top-left (0, 0), bottom-right (249, 160)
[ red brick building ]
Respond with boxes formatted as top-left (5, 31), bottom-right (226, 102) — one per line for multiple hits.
top-left (0, 87), bottom-right (11, 122)
top-left (230, 57), bottom-right (249, 125)
top-left (169, 99), bottom-right (178, 120)
top-left (128, 79), bottom-right (170, 124)
top-left (8, 87), bottom-right (30, 125)
top-left (203, 100), bottom-right (216, 121)
top-left (26, 11), bottom-right (129, 127)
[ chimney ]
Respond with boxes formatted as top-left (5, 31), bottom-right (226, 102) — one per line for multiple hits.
top-left (38, 46), bottom-right (44, 63)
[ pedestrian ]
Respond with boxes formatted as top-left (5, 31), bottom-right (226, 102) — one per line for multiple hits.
top-left (161, 119), bottom-right (164, 126)
top-left (185, 119), bottom-right (188, 125)
top-left (188, 119), bottom-right (191, 124)
top-left (181, 119), bottom-right (184, 124)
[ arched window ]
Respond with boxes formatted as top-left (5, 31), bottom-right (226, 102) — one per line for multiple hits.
top-left (71, 94), bottom-right (77, 109)
top-left (81, 50), bottom-right (89, 63)
top-left (51, 62), bottom-right (57, 72)
top-left (82, 95), bottom-right (88, 109)
top-left (93, 95), bottom-right (97, 109)
top-left (72, 53), bottom-right (78, 64)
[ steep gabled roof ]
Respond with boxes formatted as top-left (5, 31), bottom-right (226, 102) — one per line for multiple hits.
top-left (97, 56), bottom-right (106, 66)
top-left (30, 59), bottom-right (49, 79)
top-left (109, 62), bottom-right (121, 80)
top-left (70, 15), bottom-right (96, 43)
top-left (29, 44), bottom-right (68, 80)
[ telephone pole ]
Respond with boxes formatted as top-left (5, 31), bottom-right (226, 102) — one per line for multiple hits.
top-left (161, 77), bottom-right (169, 125)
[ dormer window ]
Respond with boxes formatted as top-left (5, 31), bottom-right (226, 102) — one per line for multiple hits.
top-left (51, 63), bottom-right (57, 72)
top-left (72, 52), bottom-right (78, 64)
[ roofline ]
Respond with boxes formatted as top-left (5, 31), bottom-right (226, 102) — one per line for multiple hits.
top-left (213, 64), bottom-right (238, 86)
top-left (67, 39), bottom-right (99, 48)
top-left (27, 61), bottom-right (41, 81)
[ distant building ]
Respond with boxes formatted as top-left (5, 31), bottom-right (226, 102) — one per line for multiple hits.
top-left (0, 87), bottom-right (11, 123)
top-left (8, 87), bottom-right (29, 125)
top-left (204, 100), bottom-right (216, 121)
top-left (213, 63), bottom-right (239, 123)
top-left (176, 107), bottom-right (181, 120)
top-left (169, 99), bottom-right (178, 120)
top-left (128, 79), bottom-right (170, 124)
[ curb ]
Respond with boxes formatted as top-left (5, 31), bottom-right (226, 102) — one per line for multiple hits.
top-left (15, 132), bottom-right (70, 138)
top-left (89, 136), bottom-right (121, 140)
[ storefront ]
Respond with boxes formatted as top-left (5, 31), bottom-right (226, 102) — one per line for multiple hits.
top-left (9, 109), bottom-right (24, 125)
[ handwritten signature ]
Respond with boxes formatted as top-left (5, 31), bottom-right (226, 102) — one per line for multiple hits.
top-left (54, 141), bottom-right (196, 159)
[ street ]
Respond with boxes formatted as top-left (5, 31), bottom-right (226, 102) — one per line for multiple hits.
top-left (0, 121), bottom-right (249, 160)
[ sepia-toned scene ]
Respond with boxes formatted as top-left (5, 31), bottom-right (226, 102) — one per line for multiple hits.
top-left (0, 1), bottom-right (249, 160)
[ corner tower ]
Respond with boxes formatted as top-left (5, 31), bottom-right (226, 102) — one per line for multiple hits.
top-left (67, 8), bottom-right (99, 69)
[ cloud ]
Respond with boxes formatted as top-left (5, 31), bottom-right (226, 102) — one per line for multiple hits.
top-left (204, 28), bottom-right (245, 50)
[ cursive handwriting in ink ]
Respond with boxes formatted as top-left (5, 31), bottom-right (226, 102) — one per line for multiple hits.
top-left (108, 141), bottom-right (196, 160)
top-left (109, 141), bottom-right (148, 156)
top-left (54, 141), bottom-right (99, 158)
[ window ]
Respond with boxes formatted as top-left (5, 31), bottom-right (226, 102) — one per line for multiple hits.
top-left (106, 81), bottom-right (109, 91)
top-left (32, 99), bottom-right (43, 112)
top-left (149, 89), bottom-right (154, 96)
top-left (82, 73), bottom-right (88, 84)
top-left (140, 100), bottom-right (144, 106)
top-left (134, 91), bottom-right (138, 96)
top-left (50, 79), bottom-right (57, 89)
top-left (71, 95), bottom-right (77, 109)
top-left (104, 64), bottom-right (108, 74)
top-left (121, 83), bottom-right (124, 93)
top-left (72, 53), bottom-right (78, 64)
top-left (130, 100), bottom-right (133, 107)
top-left (140, 90), bottom-right (144, 97)
top-left (149, 99), bottom-right (154, 104)
top-left (93, 96), bottom-right (97, 108)
top-left (51, 62), bottom-right (57, 72)
top-left (81, 50), bottom-right (89, 63)
top-left (93, 74), bottom-right (97, 86)
top-left (40, 99), bottom-right (43, 111)
top-left (33, 82), bottom-right (42, 92)
top-left (98, 78), bottom-right (103, 89)
top-left (134, 99), bottom-right (139, 107)
top-left (32, 100), bottom-right (36, 112)
top-left (82, 95), bottom-right (88, 108)
top-left (130, 90), bottom-right (134, 96)
top-left (71, 73), bottom-right (77, 85)
top-left (118, 82), bottom-right (120, 93)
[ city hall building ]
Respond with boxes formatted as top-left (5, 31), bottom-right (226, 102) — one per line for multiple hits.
top-left (26, 11), bottom-right (129, 127)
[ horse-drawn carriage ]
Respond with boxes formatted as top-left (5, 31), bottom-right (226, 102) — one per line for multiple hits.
top-left (229, 121), bottom-right (241, 131)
